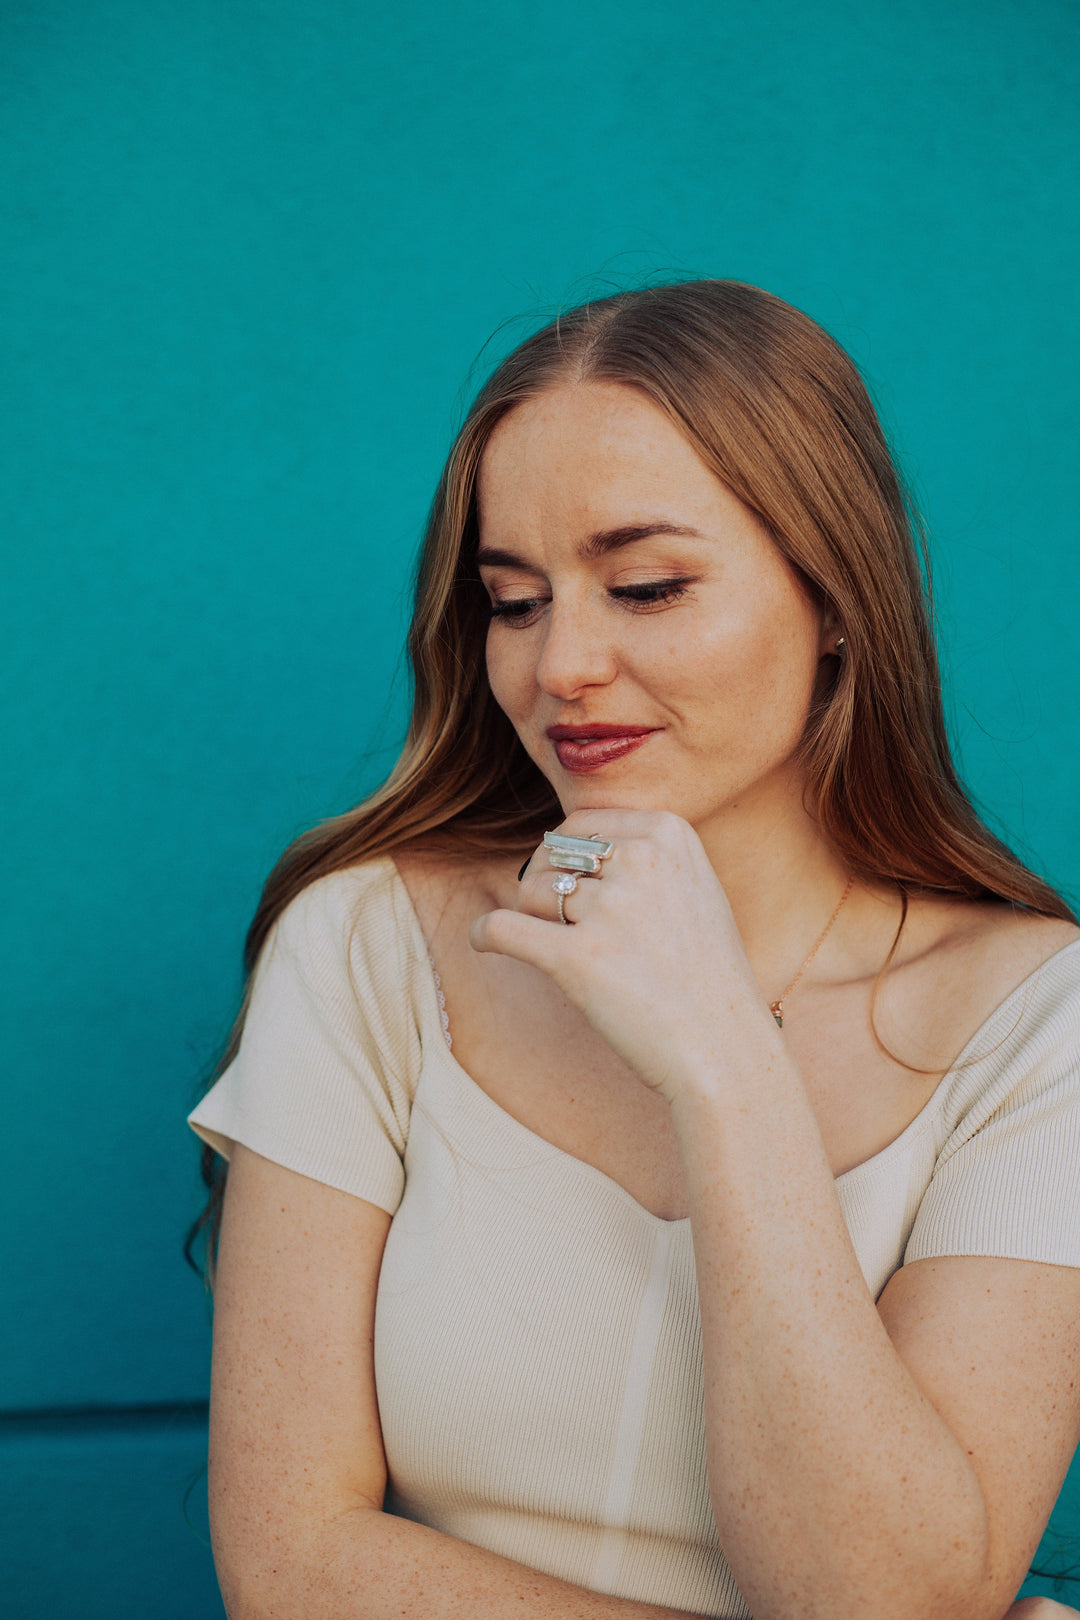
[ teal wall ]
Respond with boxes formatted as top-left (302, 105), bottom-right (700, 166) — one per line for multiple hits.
top-left (3, 0), bottom-right (1078, 1612)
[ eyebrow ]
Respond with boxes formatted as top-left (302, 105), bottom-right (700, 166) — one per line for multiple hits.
top-left (475, 522), bottom-right (707, 570)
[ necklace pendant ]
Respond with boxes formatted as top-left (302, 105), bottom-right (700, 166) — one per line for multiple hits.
top-left (770, 1000), bottom-right (784, 1029)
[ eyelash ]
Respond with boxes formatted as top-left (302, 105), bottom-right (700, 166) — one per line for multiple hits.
top-left (488, 579), bottom-right (694, 625)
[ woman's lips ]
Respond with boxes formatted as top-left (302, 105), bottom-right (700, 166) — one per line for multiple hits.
top-left (550, 735), bottom-right (660, 771)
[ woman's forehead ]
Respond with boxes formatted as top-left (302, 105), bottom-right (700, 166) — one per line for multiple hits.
top-left (477, 381), bottom-right (727, 536)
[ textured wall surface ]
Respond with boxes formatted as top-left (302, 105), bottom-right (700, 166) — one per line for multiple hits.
top-left (3, 0), bottom-right (1078, 1612)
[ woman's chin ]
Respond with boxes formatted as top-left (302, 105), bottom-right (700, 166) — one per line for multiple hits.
top-left (555, 781), bottom-right (684, 818)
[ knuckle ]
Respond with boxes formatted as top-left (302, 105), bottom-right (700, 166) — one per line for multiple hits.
top-left (560, 812), bottom-right (608, 839)
top-left (478, 908), bottom-right (518, 950)
top-left (631, 809), bottom-right (687, 847)
top-left (654, 809), bottom-right (690, 837)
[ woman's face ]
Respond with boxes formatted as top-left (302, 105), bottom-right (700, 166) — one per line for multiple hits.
top-left (477, 381), bottom-right (833, 836)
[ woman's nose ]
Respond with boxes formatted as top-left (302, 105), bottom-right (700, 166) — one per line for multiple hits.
top-left (534, 599), bottom-right (618, 698)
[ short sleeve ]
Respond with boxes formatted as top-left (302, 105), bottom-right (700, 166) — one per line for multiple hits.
top-left (905, 948), bottom-right (1080, 1270)
top-left (188, 858), bottom-right (425, 1215)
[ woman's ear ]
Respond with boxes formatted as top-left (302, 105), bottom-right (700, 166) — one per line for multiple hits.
top-left (818, 601), bottom-right (845, 659)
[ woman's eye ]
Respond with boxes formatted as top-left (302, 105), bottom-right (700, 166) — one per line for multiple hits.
top-left (488, 578), bottom-right (694, 624)
top-left (610, 579), bottom-right (693, 610)
top-left (489, 597), bottom-right (545, 624)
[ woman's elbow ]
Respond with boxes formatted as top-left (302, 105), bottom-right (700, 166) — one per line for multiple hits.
top-left (211, 1493), bottom-right (386, 1619)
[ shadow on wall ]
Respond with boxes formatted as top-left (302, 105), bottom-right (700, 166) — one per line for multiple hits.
top-left (0, 1405), bottom-right (223, 1620)
top-left (0, 1402), bottom-right (1077, 1617)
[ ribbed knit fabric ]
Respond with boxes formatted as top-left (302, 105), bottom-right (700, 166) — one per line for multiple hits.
top-left (189, 859), bottom-right (1080, 1618)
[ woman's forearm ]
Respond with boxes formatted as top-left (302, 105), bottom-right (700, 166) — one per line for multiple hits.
top-left (670, 1022), bottom-right (993, 1620)
top-left (221, 1505), bottom-right (702, 1620)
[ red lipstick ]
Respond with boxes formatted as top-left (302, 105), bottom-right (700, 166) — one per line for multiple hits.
top-left (545, 724), bottom-right (659, 773)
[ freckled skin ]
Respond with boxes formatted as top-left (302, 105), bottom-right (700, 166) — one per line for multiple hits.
top-left (209, 377), bottom-right (1080, 1620)
top-left (467, 381), bottom-right (1080, 1620)
top-left (478, 381), bottom-right (831, 854)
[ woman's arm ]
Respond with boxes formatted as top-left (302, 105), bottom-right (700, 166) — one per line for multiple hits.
top-left (210, 1144), bottom-right (703, 1620)
top-left (672, 1054), bottom-right (1080, 1620)
top-left (473, 809), bottom-right (1080, 1620)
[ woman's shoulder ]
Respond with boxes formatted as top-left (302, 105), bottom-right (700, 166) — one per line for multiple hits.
top-left (192, 854), bottom-right (428, 1206)
top-left (268, 854), bottom-right (397, 938)
top-left (901, 906), bottom-right (1080, 1274)
top-left (264, 856), bottom-right (436, 998)
top-left (890, 895), bottom-right (1080, 1075)
top-left (926, 900), bottom-right (1080, 1000)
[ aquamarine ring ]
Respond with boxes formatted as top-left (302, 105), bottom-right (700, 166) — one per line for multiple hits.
top-left (545, 833), bottom-right (613, 923)
top-left (544, 831), bottom-right (614, 875)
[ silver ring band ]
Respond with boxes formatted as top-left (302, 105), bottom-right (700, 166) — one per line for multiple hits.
top-left (551, 871), bottom-right (578, 924)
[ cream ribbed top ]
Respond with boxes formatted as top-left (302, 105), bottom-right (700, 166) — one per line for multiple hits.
top-left (189, 859), bottom-right (1080, 1618)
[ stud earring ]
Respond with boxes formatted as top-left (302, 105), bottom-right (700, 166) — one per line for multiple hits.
top-left (834, 637), bottom-right (846, 655)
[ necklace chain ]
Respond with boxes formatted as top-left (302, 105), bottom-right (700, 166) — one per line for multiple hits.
top-left (769, 876), bottom-right (855, 1029)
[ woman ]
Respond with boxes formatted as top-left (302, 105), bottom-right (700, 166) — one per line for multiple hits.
top-left (189, 281), bottom-right (1080, 1619)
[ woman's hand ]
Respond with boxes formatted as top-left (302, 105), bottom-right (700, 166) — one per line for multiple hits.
top-left (470, 809), bottom-right (775, 1104)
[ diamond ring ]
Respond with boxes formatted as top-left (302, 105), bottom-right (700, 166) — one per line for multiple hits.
top-left (551, 871), bottom-right (578, 925)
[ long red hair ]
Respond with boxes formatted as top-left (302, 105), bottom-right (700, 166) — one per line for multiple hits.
top-left (188, 280), bottom-right (1073, 1269)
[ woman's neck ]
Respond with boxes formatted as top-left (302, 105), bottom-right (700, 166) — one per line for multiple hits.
top-left (692, 773), bottom-right (863, 992)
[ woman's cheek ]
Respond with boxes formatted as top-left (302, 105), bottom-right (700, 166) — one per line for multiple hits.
top-left (486, 631), bottom-right (535, 732)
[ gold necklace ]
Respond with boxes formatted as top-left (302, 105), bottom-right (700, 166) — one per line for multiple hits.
top-left (769, 876), bottom-right (855, 1029)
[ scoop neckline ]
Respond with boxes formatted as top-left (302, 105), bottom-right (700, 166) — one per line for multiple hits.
top-left (378, 855), bottom-right (1080, 1224)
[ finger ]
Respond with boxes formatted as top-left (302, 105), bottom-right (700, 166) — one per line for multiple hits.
top-left (469, 907), bottom-right (574, 975)
top-left (553, 806), bottom-right (690, 844)
top-left (519, 864), bottom-right (603, 926)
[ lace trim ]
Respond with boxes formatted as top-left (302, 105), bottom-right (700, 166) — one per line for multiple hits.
top-left (427, 952), bottom-right (453, 1049)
